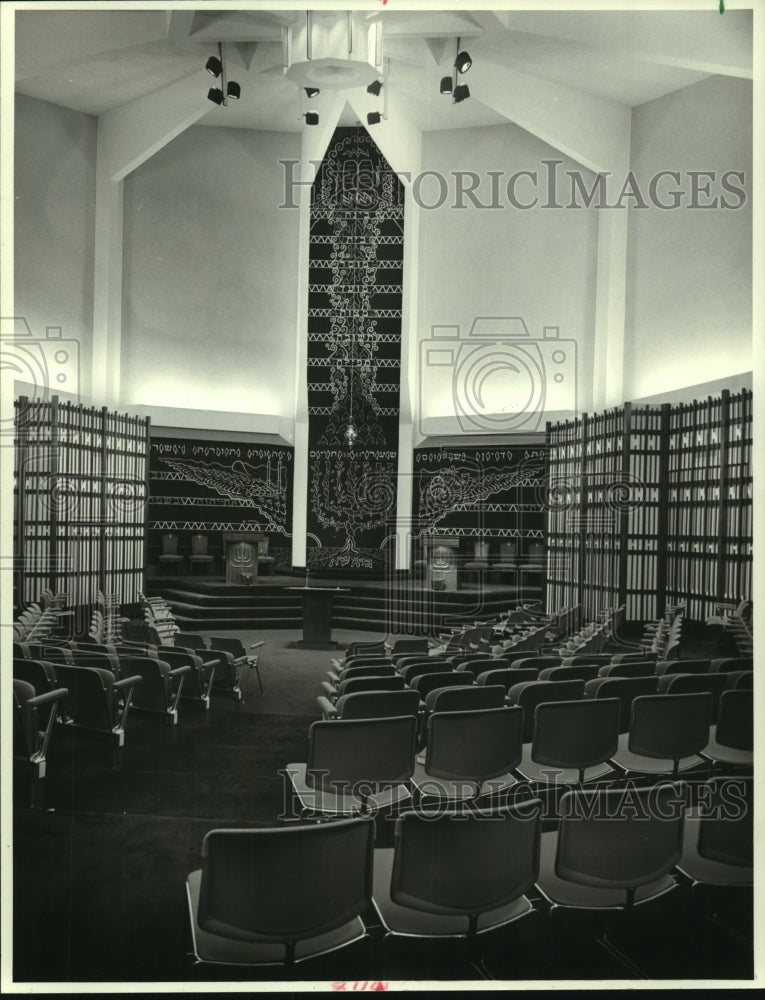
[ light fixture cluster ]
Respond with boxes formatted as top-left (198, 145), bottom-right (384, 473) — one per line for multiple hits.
top-left (300, 78), bottom-right (384, 127)
top-left (206, 43), bottom-right (241, 106)
top-left (439, 37), bottom-right (471, 103)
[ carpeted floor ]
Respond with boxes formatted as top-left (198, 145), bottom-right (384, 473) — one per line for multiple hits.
top-left (11, 626), bottom-right (754, 986)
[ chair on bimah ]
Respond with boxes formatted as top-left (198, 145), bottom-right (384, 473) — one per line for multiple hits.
top-left (158, 532), bottom-right (183, 576)
top-left (189, 534), bottom-right (214, 576)
top-left (257, 536), bottom-right (276, 577)
top-left (490, 541), bottom-right (518, 584)
top-left (462, 540), bottom-right (490, 587)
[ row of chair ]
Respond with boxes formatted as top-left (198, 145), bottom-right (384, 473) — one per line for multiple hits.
top-left (186, 774), bottom-right (752, 973)
top-left (295, 690), bottom-right (752, 823)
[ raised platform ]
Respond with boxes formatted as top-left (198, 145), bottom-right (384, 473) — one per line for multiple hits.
top-left (145, 574), bottom-right (543, 633)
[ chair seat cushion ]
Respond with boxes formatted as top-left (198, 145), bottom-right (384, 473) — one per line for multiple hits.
top-left (611, 733), bottom-right (705, 776)
top-left (700, 726), bottom-right (754, 767)
top-left (674, 813), bottom-right (753, 888)
top-left (536, 831), bottom-right (677, 910)
top-left (286, 763), bottom-right (411, 815)
top-left (371, 849), bottom-right (533, 937)
top-left (186, 870), bottom-right (367, 964)
top-left (410, 760), bottom-right (518, 802)
top-left (515, 745), bottom-right (616, 785)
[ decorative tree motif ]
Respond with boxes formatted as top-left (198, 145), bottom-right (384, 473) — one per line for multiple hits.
top-left (310, 457), bottom-right (397, 566)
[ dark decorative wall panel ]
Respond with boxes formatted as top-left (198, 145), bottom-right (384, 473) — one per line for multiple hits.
top-left (412, 444), bottom-right (547, 549)
top-left (148, 435), bottom-right (293, 568)
top-left (306, 127), bottom-right (404, 569)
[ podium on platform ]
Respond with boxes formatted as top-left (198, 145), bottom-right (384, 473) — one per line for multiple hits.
top-left (223, 532), bottom-right (265, 585)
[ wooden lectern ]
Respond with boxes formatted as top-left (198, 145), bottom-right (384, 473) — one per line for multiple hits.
top-left (423, 536), bottom-right (460, 591)
top-left (223, 532), bottom-right (265, 585)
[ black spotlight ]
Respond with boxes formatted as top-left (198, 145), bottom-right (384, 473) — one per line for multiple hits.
top-left (207, 87), bottom-right (224, 105)
top-left (453, 84), bottom-right (470, 103)
top-left (455, 50), bottom-right (472, 74)
top-left (367, 111), bottom-right (381, 125)
top-left (205, 56), bottom-right (222, 78)
top-left (304, 112), bottom-right (319, 126)
top-left (440, 75), bottom-right (453, 95)
top-left (226, 81), bottom-right (241, 101)
top-left (304, 87), bottom-right (320, 98)
top-left (366, 79), bottom-right (383, 96)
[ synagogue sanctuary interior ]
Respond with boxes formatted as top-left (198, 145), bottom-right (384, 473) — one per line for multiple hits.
top-left (2, 2), bottom-right (758, 990)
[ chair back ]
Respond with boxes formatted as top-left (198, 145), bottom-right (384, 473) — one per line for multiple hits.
top-left (347, 640), bottom-right (387, 658)
top-left (342, 655), bottom-right (392, 671)
top-left (598, 660), bottom-right (656, 678)
top-left (161, 532), bottom-right (179, 555)
top-left (197, 816), bottom-right (375, 940)
top-left (556, 783), bottom-right (685, 898)
top-left (175, 632), bottom-right (208, 650)
top-left (610, 651), bottom-right (658, 664)
top-left (560, 654), bottom-right (612, 667)
top-left (715, 690), bottom-right (753, 751)
top-left (118, 654), bottom-right (169, 710)
top-left (476, 667), bottom-right (539, 690)
top-left (337, 663), bottom-right (397, 682)
top-left (696, 776), bottom-right (753, 868)
top-left (727, 670), bottom-right (753, 691)
top-left (390, 802), bottom-right (542, 917)
top-left (497, 542), bottom-right (518, 560)
top-left (628, 692), bottom-right (712, 760)
top-left (453, 656), bottom-right (499, 676)
top-left (509, 656), bottom-right (562, 671)
top-left (425, 706), bottom-right (524, 783)
top-left (307, 716), bottom-right (417, 792)
top-left (507, 679), bottom-right (585, 742)
top-left (412, 671), bottom-right (473, 700)
top-left (399, 660), bottom-right (450, 683)
top-left (538, 664), bottom-right (600, 683)
top-left (14, 679), bottom-right (39, 756)
top-left (191, 534), bottom-right (209, 556)
top-left (209, 636), bottom-right (246, 659)
top-left (425, 684), bottom-right (505, 715)
top-left (655, 659), bottom-right (710, 676)
top-left (13, 658), bottom-right (59, 697)
top-left (584, 676), bottom-right (659, 732)
top-left (710, 657), bottom-right (753, 674)
top-left (657, 672), bottom-right (727, 719)
top-left (53, 663), bottom-right (117, 730)
top-left (390, 638), bottom-right (429, 660)
top-left (336, 674), bottom-right (406, 696)
top-left (530, 698), bottom-right (620, 770)
top-left (334, 689), bottom-right (421, 721)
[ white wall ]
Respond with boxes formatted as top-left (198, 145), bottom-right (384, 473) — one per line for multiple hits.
top-left (14, 95), bottom-right (97, 400)
top-left (624, 75), bottom-right (752, 401)
top-left (120, 124), bottom-right (301, 425)
top-left (416, 123), bottom-right (599, 435)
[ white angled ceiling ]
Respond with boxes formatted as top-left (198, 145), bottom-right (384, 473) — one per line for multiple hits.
top-left (14, 6), bottom-right (752, 133)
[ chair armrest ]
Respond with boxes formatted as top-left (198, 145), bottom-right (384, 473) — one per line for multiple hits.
top-left (27, 687), bottom-right (69, 708)
top-left (320, 681), bottom-right (338, 699)
top-left (327, 671), bottom-right (341, 685)
top-left (114, 674), bottom-right (142, 691)
top-left (249, 641), bottom-right (265, 651)
top-left (168, 665), bottom-right (192, 678)
top-left (316, 696), bottom-right (339, 718)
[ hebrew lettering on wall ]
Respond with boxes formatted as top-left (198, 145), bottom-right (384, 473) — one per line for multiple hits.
top-left (148, 436), bottom-right (294, 567)
top-left (306, 127), bottom-right (404, 569)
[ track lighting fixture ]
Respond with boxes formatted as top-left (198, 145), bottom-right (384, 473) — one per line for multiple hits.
top-left (455, 50), bottom-right (472, 74)
top-left (304, 87), bottom-right (320, 98)
top-left (366, 79), bottom-right (383, 96)
top-left (453, 84), bottom-right (470, 103)
top-left (205, 44), bottom-right (242, 107)
top-left (304, 112), bottom-right (319, 125)
top-left (367, 111), bottom-right (381, 125)
top-left (440, 76), bottom-right (453, 95)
